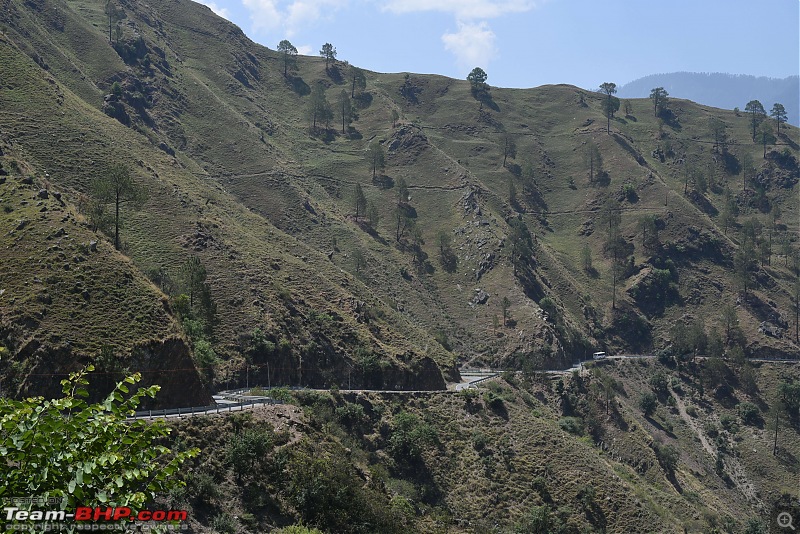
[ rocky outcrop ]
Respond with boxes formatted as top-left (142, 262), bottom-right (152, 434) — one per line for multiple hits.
top-left (128, 337), bottom-right (214, 408)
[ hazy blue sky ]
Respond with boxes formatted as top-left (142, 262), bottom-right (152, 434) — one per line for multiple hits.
top-left (197, 0), bottom-right (799, 90)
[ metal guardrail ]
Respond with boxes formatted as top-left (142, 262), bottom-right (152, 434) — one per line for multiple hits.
top-left (468, 374), bottom-right (499, 386)
top-left (130, 397), bottom-right (283, 420)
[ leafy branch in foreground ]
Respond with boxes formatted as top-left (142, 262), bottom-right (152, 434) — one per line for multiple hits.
top-left (0, 365), bottom-right (198, 521)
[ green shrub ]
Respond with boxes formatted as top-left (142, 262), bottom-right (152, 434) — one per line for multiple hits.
top-left (738, 402), bottom-right (760, 426)
top-left (183, 318), bottom-right (207, 341)
top-left (649, 371), bottom-right (668, 394)
top-left (285, 445), bottom-right (403, 532)
top-left (744, 518), bottom-right (767, 534)
top-left (622, 183), bottom-right (638, 202)
top-left (704, 421), bottom-right (719, 438)
top-left (653, 443), bottom-right (679, 473)
top-left (193, 340), bottom-right (217, 379)
top-left (471, 430), bottom-right (489, 451)
top-left (270, 387), bottom-right (293, 403)
top-left (225, 426), bottom-right (275, 479)
top-left (483, 390), bottom-right (505, 411)
top-left (335, 402), bottom-right (368, 427)
top-left (720, 414), bottom-right (739, 434)
top-left (539, 297), bottom-right (557, 320)
top-left (388, 411), bottom-right (438, 462)
top-left (558, 416), bottom-right (584, 436)
top-left (514, 505), bottom-right (563, 534)
top-left (433, 329), bottom-right (451, 351)
top-left (686, 405), bottom-right (698, 418)
top-left (187, 470), bottom-right (219, 504)
top-left (639, 392), bottom-right (657, 416)
top-left (531, 476), bottom-right (551, 502)
top-left (211, 513), bottom-right (237, 534)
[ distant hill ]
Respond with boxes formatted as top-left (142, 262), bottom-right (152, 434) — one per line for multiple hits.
top-left (617, 72), bottom-right (799, 126)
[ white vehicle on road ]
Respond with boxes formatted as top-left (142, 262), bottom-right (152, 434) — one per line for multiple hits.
top-left (592, 351), bottom-right (607, 360)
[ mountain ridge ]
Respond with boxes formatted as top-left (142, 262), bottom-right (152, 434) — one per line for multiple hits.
top-left (618, 71), bottom-right (799, 126)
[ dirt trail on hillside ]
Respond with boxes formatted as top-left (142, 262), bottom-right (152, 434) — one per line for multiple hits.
top-left (670, 386), bottom-right (761, 508)
top-left (671, 385), bottom-right (714, 456)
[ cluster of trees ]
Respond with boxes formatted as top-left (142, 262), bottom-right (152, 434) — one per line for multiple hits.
top-left (145, 256), bottom-right (218, 379)
top-left (596, 83), bottom-right (671, 132)
top-left (104, 0), bottom-right (126, 44)
top-left (275, 39), bottom-right (367, 135)
top-left (601, 201), bottom-right (633, 309)
top-left (744, 100), bottom-right (786, 157)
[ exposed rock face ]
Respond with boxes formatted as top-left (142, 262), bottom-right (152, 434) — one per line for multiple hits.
top-left (241, 350), bottom-right (447, 392)
top-left (470, 288), bottom-right (489, 307)
top-left (128, 337), bottom-right (214, 408)
top-left (11, 336), bottom-right (212, 409)
top-left (356, 356), bottom-right (446, 391)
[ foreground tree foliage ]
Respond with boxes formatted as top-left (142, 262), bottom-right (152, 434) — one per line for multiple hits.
top-left (0, 366), bottom-right (198, 526)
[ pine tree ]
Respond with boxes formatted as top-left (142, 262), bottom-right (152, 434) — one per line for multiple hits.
top-left (319, 43), bottom-right (336, 71)
top-left (354, 183), bottom-right (367, 219)
top-left (598, 82), bottom-right (617, 133)
top-left (277, 40), bottom-right (298, 76)
top-left (770, 103), bottom-right (788, 135)
top-left (91, 163), bottom-right (146, 250)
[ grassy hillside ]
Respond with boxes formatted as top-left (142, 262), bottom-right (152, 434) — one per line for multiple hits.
top-left (1, 0), bottom-right (798, 392)
top-left (0, 0), bottom-right (455, 395)
top-left (0, 150), bottom-right (211, 407)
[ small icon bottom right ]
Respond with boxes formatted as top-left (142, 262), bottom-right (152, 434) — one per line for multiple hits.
top-left (778, 511), bottom-right (796, 530)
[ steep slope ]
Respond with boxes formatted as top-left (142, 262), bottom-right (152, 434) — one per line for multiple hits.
top-left (0, 0), bottom-right (454, 396)
top-left (0, 150), bottom-right (211, 407)
top-left (0, 0), bottom-right (798, 399)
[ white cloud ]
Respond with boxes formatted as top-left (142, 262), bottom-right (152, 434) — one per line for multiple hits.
top-left (241, 0), bottom-right (346, 38)
top-left (442, 21), bottom-right (497, 71)
top-left (382, 0), bottom-right (547, 74)
top-left (383, 0), bottom-right (537, 20)
top-left (296, 44), bottom-right (314, 55)
top-left (197, 1), bottom-right (231, 19)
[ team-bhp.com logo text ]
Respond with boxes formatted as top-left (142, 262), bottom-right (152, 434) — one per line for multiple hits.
top-left (4, 506), bottom-right (188, 530)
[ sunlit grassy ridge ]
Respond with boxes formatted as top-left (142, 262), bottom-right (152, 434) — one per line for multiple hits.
top-left (1, 0), bottom-right (798, 392)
